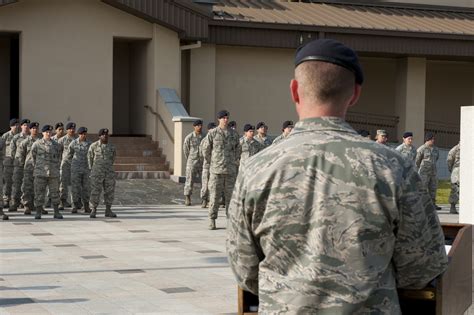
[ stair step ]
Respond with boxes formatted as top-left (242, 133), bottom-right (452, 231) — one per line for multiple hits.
top-left (115, 149), bottom-right (162, 157)
top-left (116, 171), bottom-right (170, 179)
top-left (115, 157), bottom-right (165, 164)
top-left (114, 163), bottom-right (168, 172)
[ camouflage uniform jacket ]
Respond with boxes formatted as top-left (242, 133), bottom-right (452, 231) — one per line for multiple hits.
top-left (15, 135), bottom-right (40, 168)
top-left (67, 138), bottom-right (92, 173)
top-left (183, 131), bottom-right (203, 164)
top-left (58, 135), bottom-right (77, 163)
top-left (30, 138), bottom-right (63, 178)
top-left (447, 143), bottom-right (460, 184)
top-left (1, 130), bottom-right (16, 166)
top-left (415, 144), bottom-right (439, 174)
top-left (199, 135), bottom-right (210, 171)
top-left (272, 132), bottom-right (290, 145)
top-left (395, 143), bottom-right (417, 162)
top-left (239, 137), bottom-right (263, 167)
top-left (88, 140), bottom-right (116, 177)
top-left (51, 134), bottom-right (63, 141)
top-left (227, 117), bottom-right (448, 314)
top-left (11, 132), bottom-right (29, 163)
top-left (202, 126), bottom-right (241, 175)
top-left (254, 134), bottom-right (272, 148)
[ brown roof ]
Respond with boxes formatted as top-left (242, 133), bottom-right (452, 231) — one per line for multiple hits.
top-left (212, 1), bottom-right (474, 37)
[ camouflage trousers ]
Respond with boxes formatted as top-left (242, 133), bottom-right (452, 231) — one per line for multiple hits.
top-left (89, 173), bottom-right (115, 208)
top-left (22, 170), bottom-right (34, 208)
top-left (200, 167), bottom-right (210, 201)
top-left (449, 182), bottom-right (459, 205)
top-left (71, 171), bottom-right (90, 209)
top-left (208, 172), bottom-right (236, 220)
top-left (2, 163), bottom-right (14, 203)
top-left (59, 161), bottom-right (72, 202)
top-left (419, 172), bottom-right (438, 205)
top-left (184, 161), bottom-right (202, 196)
top-left (10, 166), bottom-right (24, 207)
top-left (34, 176), bottom-right (60, 207)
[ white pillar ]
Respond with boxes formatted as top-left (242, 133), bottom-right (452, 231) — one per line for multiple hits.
top-left (459, 106), bottom-right (474, 224)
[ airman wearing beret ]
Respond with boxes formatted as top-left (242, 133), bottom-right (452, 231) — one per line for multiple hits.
top-left (239, 124), bottom-right (263, 168)
top-left (57, 122), bottom-right (77, 209)
top-left (199, 122), bottom-right (217, 208)
top-left (396, 132), bottom-right (417, 163)
top-left (416, 132), bottom-right (441, 210)
top-left (0, 136), bottom-right (9, 219)
top-left (272, 120), bottom-right (294, 145)
top-left (1, 119), bottom-right (20, 208)
top-left (9, 119), bottom-right (31, 211)
top-left (52, 122), bottom-right (65, 141)
top-left (254, 121), bottom-right (272, 148)
top-left (183, 120), bottom-right (204, 206)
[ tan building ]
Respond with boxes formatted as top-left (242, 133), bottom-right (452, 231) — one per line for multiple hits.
top-left (1, 0), bottom-right (473, 176)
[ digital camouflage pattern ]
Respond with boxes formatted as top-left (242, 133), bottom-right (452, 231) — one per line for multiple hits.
top-left (416, 143), bottom-right (439, 205)
top-left (11, 135), bottom-right (39, 208)
top-left (0, 138), bottom-right (4, 203)
top-left (57, 135), bottom-right (77, 202)
top-left (202, 126), bottom-right (241, 217)
top-left (1, 130), bottom-right (16, 204)
top-left (183, 131), bottom-right (203, 196)
top-left (88, 140), bottom-right (116, 207)
top-left (67, 138), bottom-right (92, 209)
top-left (239, 137), bottom-right (263, 168)
top-left (227, 117), bottom-right (448, 314)
top-left (30, 138), bottom-right (62, 207)
top-left (395, 143), bottom-right (417, 163)
top-left (200, 136), bottom-right (210, 201)
top-left (21, 136), bottom-right (41, 209)
top-left (447, 143), bottom-right (460, 204)
top-left (272, 132), bottom-right (290, 146)
top-left (254, 134), bottom-right (272, 148)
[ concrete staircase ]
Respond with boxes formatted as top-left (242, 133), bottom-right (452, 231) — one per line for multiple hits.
top-left (109, 136), bottom-right (170, 179)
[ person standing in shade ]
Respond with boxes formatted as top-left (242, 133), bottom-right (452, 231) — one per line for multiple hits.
top-left (227, 39), bottom-right (447, 314)
top-left (416, 132), bottom-right (441, 210)
top-left (51, 122), bottom-right (65, 141)
top-left (2, 118), bottom-right (19, 208)
top-left (88, 128), bottom-right (117, 218)
top-left (0, 137), bottom-right (9, 220)
top-left (183, 120), bottom-right (204, 206)
top-left (447, 142), bottom-right (460, 214)
top-left (67, 127), bottom-right (92, 214)
top-left (375, 129), bottom-right (388, 145)
top-left (30, 125), bottom-right (63, 220)
top-left (396, 132), bottom-right (417, 163)
top-left (254, 122), bottom-right (272, 148)
top-left (200, 122), bottom-right (216, 208)
top-left (239, 124), bottom-right (263, 168)
top-left (202, 110), bottom-right (241, 230)
top-left (9, 119), bottom-right (30, 212)
top-left (57, 122), bottom-right (77, 209)
top-left (272, 120), bottom-right (294, 145)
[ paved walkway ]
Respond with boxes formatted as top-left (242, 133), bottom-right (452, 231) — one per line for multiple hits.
top-left (0, 180), bottom-right (470, 314)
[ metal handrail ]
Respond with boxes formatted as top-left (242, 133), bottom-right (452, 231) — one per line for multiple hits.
top-left (144, 105), bottom-right (175, 144)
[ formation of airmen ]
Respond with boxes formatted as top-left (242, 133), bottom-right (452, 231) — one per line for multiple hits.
top-left (0, 119), bottom-right (117, 220)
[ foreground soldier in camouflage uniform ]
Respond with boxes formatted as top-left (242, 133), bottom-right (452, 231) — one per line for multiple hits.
top-left (200, 122), bottom-right (216, 208)
top-left (396, 131), bottom-right (417, 163)
top-left (31, 125), bottom-right (63, 219)
top-left (202, 110), bottom-right (240, 229)
top-left (227, 39), bottom-right (447, 314)
top-left (9, 119), bottom-right (30, 211)
top-left (2, 118), bottom-right (19, 208)
top-left (447, 142), bottom-right (460, 214)
top-left (239, 124), bottom-right (263, 168)
top-left (67, 127), bottom-right (92, 214)
top-left (0, 138), bottom-right (9, 220)
top-left (416, 132), bottom-right (441, 210)
top-left (183, 120), bottom-right (204, 206)
top-left (57, 122), bottom-right (77, 209)
top-left (272, 120), bottom-right (294, 145)
top-left (88, 128), bottom-right (117, 218)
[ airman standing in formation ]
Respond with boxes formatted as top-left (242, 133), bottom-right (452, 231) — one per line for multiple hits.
top-left (31, 125), bottom-right (63, 220)
top-left (202, 110), bottom-right (241, 230)
top-left (416, 132), bottom-right (441, 210)
top-left (183, 120), bottom-right (204, 206)
top-left (9, 119), bottom-right (30, 211)
top-left (239, 124), bottom-right (263, 168)
top-left (254, 122), bottom-right (272, 148)
top-left (272, 120), bottom-right (294, 145)
top-left (447, 142), bottom-right (460, 214)
top-left (51, 122), bottom-right (65, 141)
top-left (2, 118), bottom-right (19, 208)
top-left (375, 129), bottom-right (388, 145)
top-left (395, 132), bottom-right (417, 163)
top-left (0, 137), bottom-right (9, 220)
top-left (67, 127), bottom-right (92, 214)
top-left (57, 122), bottom-right (77, 209)
top-left (88, 128), bottom-right (117, 218)
top-left (200, 122), bottom-right (216, 208)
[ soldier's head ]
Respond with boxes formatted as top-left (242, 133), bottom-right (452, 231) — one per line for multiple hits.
top-left (9, 118), bottom-right (19, 133)
top-left (282, 120), bottom-right (294, 135)
top-left (256, 122), bottom-right (267, 136)
top-left (66, 122), bottom-right (76, 136)
top-left (98, 128), bottom-right (109, 143)
top-left (207, 122), bottom-right (217, 131)
top-left (376, 130), bottom-right (388, 144)
top-left (20, 119), bottom-right (31, 134)
top-left (41, 125), bottom-right (53, 140)
top-left (216, 110), bottom-right (229, 128)
top-left (77, 127), bottom-right (87, 141)
top-left (403, 132), bottom-right (413, 145)
top-left (243, 124), bottom-right (255, 139)
top-left (193, 120), bottom-right (203, 133)
top-left (29, 122), bottom-right (39, 137)
top-left (291, 39), bottom-right (363, 119)
top-left (55, 122), bottom-right (65, 137)
top-left (425, 132), bottom-right (435, 146)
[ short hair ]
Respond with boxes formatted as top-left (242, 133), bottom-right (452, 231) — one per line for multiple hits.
top-left (295, 62), bottom-right (355, 108)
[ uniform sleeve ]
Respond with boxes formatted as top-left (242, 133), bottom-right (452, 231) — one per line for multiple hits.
top-left (392, 163), bottom-right (448, 289)
top-left (15, 140), bottom-right (26, 165)
top-left (111, 145), bottom-right (116, 164)
top-left (183, 135), bottom-right (190, 161)
top-left (10, 137), bottom-right (18, 159)
top-left (202, 132), bottom-right (213, 165)
top-left (30, 143), bottom-right (37, 167)
top-left (226, 170), bottom-right (262, 295)
top-left (67, 142), bottom-right (75, 162)
top-left (446, 147), bottom-right (455, 173)
top-left (235, 135), bottom-right (242, 165)
top-left (87, 144), bottom-right (94, 170)
top-left (415, 147), bottom-right (423, 169)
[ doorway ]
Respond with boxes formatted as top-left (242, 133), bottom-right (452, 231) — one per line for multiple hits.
top-left (0, 33), bottom-right (19, 132)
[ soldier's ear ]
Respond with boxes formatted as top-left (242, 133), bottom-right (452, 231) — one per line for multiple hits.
top-left (290, 79), bottom-right (299, 105)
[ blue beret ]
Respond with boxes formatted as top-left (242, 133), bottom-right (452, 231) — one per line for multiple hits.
top-left (193, 119), bottom-right (203, 127)
top-left (41, 125), bottom-right (53, 133)
top-left (358, 130), bottom-right (370, 137)
top-left (55, 122), bottom-right (64, 129)
top-left (29, 122), bottom-right (39, 129)
top-left (77, 127), bottom-right (88, 134)
top-left (217, 110), bottom-right (229, 119)
top-left (403, 132), bottom-right (413, 138)
top-left (295, 39), bottom-right (364, 85)
top-left (20, 119), bottom-right (30, 125)
top-left (66, 122), bottom-right (76, 130)
top-left (243, 124), bottom-right (254, 132)
top-left (9, 118), bottom-right (19, 126)
top-left (98, 128), bottom-right (109, 136)
top-left (256, 122), bottom-right (266, 130)
top-left (229, 121), bottom-right (237, 128)
top-left (207, 122), bottom-right (217, 130)
top-left (425, 132), bottom-right (435, 142)
top-left (282, 120), bottom-right (294, 129)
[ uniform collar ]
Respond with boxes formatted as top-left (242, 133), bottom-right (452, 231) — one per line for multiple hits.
top-left (292, 117), bottom-right (357, 135)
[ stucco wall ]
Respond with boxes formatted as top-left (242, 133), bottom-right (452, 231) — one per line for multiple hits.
top-left (0, 0), bottom-right (153, 133)
top-left (0, 37), bottom-right (10, 130)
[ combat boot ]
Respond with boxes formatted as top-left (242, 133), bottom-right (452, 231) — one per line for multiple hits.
top-left (53, 204), bottom-right (63, 219)
top-left (71, 207), bottom-right (78, 214)
top-left (0, 209), bottom-right (8, 220)
top-left (83, 204), bottom-right (91, 214)
top-left (201, 199), bottom-right (208, 208)
top-left (209, 219), bottom-right (216, 230)
top-left (24, 206), bottom-right (32, 215)
top-left (105, 205), bottom-right (117, 218)
top-left (35, 206), bottom-right (42, 220)
top-left (450, 203), bottom-right (458, 214)
top-left (63, 200), bottom-right (72, 208)
top-left (90, 207), bottom-right (97, 218)
top-left (3, 200), bottom-right (9, 209)
top-left (185, 195), bottom-right (191, 206)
